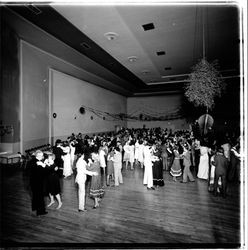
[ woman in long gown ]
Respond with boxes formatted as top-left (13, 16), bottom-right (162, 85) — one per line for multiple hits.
top-left (170, 145), bottom-right (182, 182)
top-left (197, 144), bottom-right (210, 180)
top-left (129, 140), bottom-right (135, 170)
top-left (152, 143), bottom-right (164, 187)
top-left (61, 142), bottom-right (73, 178)
top-left (134, 139), bottom-right (139, 166)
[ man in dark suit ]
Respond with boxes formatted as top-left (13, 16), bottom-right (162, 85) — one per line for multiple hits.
top-left (212, 147), bottom-right (229, 198)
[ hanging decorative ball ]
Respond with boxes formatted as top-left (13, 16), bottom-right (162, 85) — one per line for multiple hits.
top-left (103, 117), bottom-right (105, 120)
top-left (79, 107), bottom-right (85, 114)
top-left (90, 116), bottom-right (93, 120)
top-left (53, 113), bottom-right (57, 118)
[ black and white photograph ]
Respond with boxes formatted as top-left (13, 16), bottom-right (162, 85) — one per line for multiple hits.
top-left (0, 0), bottom-right (247, 248)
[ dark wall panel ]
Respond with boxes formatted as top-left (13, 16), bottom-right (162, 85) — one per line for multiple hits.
top-left (0, 20), bottom-right (20, 144)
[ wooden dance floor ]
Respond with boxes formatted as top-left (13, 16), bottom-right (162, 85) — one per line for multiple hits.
top-left (0, 163), bottom-right (240, 247)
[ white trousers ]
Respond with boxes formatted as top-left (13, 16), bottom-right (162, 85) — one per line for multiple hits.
top-left (143, 163), bottom-right (153, 188)
top-left (78, 182), bottom-right (86, 210)
top-left (114, 165), bottom-right (123, 186)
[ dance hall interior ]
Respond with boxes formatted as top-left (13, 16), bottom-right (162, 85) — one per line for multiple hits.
top-left (0, 2), bottom-right (247, 249)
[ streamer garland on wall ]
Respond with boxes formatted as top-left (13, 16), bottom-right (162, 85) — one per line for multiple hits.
top-left (80, 105), bottom-right (183, 122)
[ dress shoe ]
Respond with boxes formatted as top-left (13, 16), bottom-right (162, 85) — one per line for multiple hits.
top-left (180, 181), bottom-right (188, 183)
top-left (37, 211), bottom-right (48, 216)
top-left (78, 209), bottom-right (87, 212)
top-left (147, 187), bottom-right (155, 190)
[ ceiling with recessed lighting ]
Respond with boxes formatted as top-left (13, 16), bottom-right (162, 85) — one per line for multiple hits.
top-left (5, 3), bottom-right (240, 96)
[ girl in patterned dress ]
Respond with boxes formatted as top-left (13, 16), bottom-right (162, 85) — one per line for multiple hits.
top-left (170, 144), bottom-right (182, 182)
top-left (87, 147), bottom-right (104, 209)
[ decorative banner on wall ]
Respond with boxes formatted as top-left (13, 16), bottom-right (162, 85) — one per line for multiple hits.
top-left (80, 105), bottom-right (183, 122)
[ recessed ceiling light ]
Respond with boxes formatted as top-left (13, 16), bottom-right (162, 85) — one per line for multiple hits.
top-left (104, 32), bottom-right (119, 41)
top-left (128, 56), bottom-right (138, 63)
top-left (157, 51), bottom-right (166, 56)
top-left (142, 23), bottom-right (155, 31)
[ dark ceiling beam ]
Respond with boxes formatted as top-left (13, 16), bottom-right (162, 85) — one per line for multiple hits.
top-left (7, 4), bottom-right (146, 92)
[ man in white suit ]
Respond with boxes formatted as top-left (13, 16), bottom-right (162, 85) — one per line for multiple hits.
top-left (75, 151), bottom-right (98, 212)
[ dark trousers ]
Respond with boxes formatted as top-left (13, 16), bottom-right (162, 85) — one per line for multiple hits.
top-left (31, 188), bottom-right (46, 215)
top-left (214, 173), bottom-right (227, 196)
top-left (194, 150), bottom-right (200, 175)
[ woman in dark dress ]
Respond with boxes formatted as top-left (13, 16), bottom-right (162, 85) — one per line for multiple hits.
top-left (30, 150), bottom-right (48, 216)
top-left (44, 153), bottom-right (62, 209)
top-left (152, 143), bottom-right (164, 187)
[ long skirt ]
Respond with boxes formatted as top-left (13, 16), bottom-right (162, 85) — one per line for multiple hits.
top-left (153, 160), bottom-right (164, 186)
top-left (170, 158), bottom-right (182, 177)
top-left (89, 175), bottom-right (104, 199)
top-left (62, 154), bottom-right (73, 177)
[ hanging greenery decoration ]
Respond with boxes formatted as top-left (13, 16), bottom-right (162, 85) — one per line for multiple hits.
top-left (184, 58), bottom-right (226, 112)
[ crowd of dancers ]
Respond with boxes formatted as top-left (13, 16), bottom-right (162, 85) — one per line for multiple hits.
top-left (28, 126), bottom-right (241, 216)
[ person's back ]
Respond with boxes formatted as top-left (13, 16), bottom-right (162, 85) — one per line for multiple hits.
top-left (113, 150), bottom-right (122, 168)
top-left (214, 153), bottom-right (228, 175)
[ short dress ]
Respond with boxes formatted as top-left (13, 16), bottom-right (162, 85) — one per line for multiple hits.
top-left (44, 164), bottom-right (61, 196)
top-left (87, 160), bottom-right (104, 199)
top-left (170, 150), bottom-right (182, 177)
top-left (123, 144), bottom-right (130, 161)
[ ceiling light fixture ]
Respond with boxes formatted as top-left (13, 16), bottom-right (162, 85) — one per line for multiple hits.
top-left (104, 32), bottom-right (119, 41)
top-left (128, 56), bottom-right (138, 63)
top-left (142, 23), bottom-right (155, 31)
top-left (157, 51), bottom-right (166, 56)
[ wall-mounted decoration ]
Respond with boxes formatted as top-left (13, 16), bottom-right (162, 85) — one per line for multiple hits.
top-left (53, 113), bottom-right (57, 118)
top-left (79, 107), bottom-right (85, 114)
top-left (78, 104), bottom-right (182, 122)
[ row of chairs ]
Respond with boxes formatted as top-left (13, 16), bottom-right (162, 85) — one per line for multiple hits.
top-left (21, 144), bottom-right (52, 169)
top-left (25, 144), bottom-right (52, 158)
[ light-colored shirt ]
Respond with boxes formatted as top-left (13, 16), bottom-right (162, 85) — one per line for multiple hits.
top-left (75, 158), bottom-right (94, 184)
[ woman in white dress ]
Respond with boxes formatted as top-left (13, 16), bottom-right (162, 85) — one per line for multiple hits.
top-left (123, 141), bottom-right (131, 169)
top-left (134, 139), bottom-right (139, 166)
top-left (69, 140), bottom-right (76, 169)
top-left (129, 140), bottom-right (135, 170)
top-left (143, 140), bottom-right (154, 190)
top-left (138, 139), bottom-right (145, 169)
top-left (61, 142), bottom-right (73, 178)
top-left (197, 143), bottom-right (210, 180)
